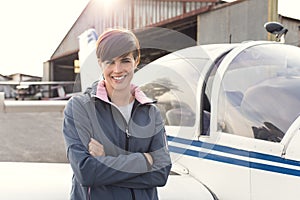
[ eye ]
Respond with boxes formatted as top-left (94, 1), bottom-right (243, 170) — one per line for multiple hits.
top-left (121, 58), bottom-right (132, 63)
top-left (105, 60), bottom-right (114, 65)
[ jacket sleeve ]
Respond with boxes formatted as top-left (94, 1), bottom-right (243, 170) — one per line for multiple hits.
top-left (111, 107), bottom-right (172, 189)
top-left (63, 97), bottom-right (150, 187)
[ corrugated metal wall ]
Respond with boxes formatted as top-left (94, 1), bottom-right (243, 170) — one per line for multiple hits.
top-left (280, 16), bottom-right (300, 47)
top-left (91, 0), bottom-right (217, 30)
top-left (198, 0), bottom-right (269, 44)
top-left (133, 0), bottom-right (215, 28)
top-left (51, 0), bottom-right (218, 59)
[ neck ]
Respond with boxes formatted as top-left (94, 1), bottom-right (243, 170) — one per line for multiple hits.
top-left (106, 86), bottom-right (134, 107)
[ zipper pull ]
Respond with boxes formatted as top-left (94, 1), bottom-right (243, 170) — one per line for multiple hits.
top-left (125, 127), bottom-right (130, 138)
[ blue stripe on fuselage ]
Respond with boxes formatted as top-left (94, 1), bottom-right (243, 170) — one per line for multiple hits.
top-left (167, 136), bottom-right (300, 177)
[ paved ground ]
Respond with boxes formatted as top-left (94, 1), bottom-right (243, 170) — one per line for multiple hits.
top-left (0, 112), bottom-right (68, 163)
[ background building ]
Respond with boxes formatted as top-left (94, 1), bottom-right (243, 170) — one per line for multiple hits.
top-left (44, 0), bottom-right (299, 93)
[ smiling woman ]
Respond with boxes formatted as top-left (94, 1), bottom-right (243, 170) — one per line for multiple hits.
top-left (63, 28), bottom-right (171, 200)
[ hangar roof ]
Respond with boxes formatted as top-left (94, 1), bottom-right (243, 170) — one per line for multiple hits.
top-left (50, 0), bottom-right (221, 60)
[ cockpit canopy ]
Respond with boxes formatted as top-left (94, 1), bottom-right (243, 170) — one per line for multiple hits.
top-left (219, 43), bottom-right (300, 142)
top-left (134, 42), bottom-right (300, 143)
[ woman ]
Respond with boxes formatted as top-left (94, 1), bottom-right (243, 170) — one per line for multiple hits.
top-left (63, 28), bottom-right (172, 200)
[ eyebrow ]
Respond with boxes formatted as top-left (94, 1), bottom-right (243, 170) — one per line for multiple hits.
top-left (120, 52), bottom-right (131, 58)
top-left (102, 53), bottom-right (133, 63)
top-left (115, 53), bottom-right (132, 61)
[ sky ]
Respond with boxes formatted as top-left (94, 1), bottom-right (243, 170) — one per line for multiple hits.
top-left (278, 0), bottom-right (300, 19)
top-left (0, 0), bottom-right (299, 77)
top-left (0, 0), bottom-right (89, 76)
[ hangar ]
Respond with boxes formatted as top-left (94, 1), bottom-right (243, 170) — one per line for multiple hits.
top-left (44, 0), bottom-right (294, 94)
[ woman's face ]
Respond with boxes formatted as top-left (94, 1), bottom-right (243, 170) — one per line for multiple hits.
top-left (100, 52), bottom-right (137, 92)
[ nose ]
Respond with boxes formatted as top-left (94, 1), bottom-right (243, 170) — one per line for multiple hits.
top-left (113, 61), bottom-right (122, 72)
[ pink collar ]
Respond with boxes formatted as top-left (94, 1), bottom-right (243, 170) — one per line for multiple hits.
top-left (95, 80), bottom-right (153, 104)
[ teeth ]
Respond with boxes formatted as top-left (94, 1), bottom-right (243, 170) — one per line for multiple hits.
top-left (113, 75), bottom-right (125, 80)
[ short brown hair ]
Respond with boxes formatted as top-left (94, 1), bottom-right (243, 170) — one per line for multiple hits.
top-left (96, 29), bottom-right (140, 64)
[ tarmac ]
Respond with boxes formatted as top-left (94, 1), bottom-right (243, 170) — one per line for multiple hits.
top-left (0, 112), bottom-right (68, 163)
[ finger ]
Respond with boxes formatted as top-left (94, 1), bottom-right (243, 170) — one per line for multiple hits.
top-left (90, 138), bottom-right (101, 146)
top-left (88, 139), bottom-right (95, 147)
top-left (92, 141), bottom-right (103, 149)
top-left (90, 138), bottom-right (96, 145)
top-left (89, 150), bottom-right (95, 157)
top-left (89, 142), bottom-right (96, 151)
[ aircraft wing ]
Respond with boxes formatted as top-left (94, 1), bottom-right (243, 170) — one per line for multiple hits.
top-left (0, 81), bottom-right (75, 86)
top-left (0, 81), bottom-right (20, 86)
top-left (0, 163), bottom-right (216, 200)
top-left (0, 81), bottom-right (76, 100)
top-left (0, 92), bottom-right (67, 113)
top-left (17, 81), bottom-right (75, 86)
top-left (0, 162), bottom-right (72, 200)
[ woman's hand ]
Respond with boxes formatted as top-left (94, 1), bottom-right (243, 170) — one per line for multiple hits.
top-left (88, 138), bottom-right (106, 157)
top-left (143, 153), bottom-right (153, 166)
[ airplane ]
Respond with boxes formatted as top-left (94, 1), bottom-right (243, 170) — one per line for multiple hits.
top-left (0, 80), bottom-right (75, 100)
top-left (143, 43), bottom-right (300, 199)
top-left (0, 22), bottom-right (300, 199)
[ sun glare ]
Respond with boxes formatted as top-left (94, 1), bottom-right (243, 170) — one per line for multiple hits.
top-left (95, 0), bottom-right (116, 10)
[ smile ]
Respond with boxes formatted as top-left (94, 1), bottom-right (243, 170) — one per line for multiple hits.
top-left (112, 75), bottom-right (126, 80)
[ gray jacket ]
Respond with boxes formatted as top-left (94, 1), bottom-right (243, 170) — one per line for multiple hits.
top-left (63, 80), bottom-right (172, 200)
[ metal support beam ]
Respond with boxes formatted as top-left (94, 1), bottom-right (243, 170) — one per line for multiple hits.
top-left (267, 0), bottom-right (278, 41)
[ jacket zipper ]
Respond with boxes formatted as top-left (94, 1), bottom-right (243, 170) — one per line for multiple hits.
top-left (87, 103), bottom-right (134, 200)
top-left (124, 126), bottom-right (135, 200)
top-left (90, 90), bottom-right (153, 200)
top-left (87, 186), bottom-right (91, 200)
top-left (125, 127), bottom-right (130, 152)
top-left (122, 102), bottom-right (141, 152)
top-left (124, 103), bottom-right (141, 200)
top-left (104, 101), bottom-right (144, 200)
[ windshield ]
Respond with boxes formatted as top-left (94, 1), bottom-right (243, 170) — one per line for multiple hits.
top-left (134, 46), bottom-right (211, 127)
top-left (219, 43), bottom-right (300, 142)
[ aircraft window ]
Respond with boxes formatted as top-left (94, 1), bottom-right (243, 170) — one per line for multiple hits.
top-left (140, 77), bottom-right (196, 127)
top-left (218, 43), bottom-right (300, 142)
top-left (136, 57), bottom-right (209, 127)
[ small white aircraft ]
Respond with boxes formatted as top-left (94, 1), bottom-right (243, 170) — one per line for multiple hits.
top-left (1, 22), bottom-right (300, 200)
top-left (0, 80), bottom-right (75, 100)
